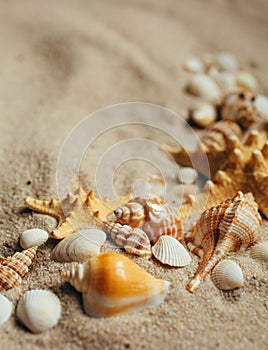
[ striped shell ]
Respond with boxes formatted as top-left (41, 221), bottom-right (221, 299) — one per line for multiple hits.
top-left (103, 222), bottom-right (152, 258)
top-left (0, 294), bottom-right (13, 326)
top-left (152, 235), bottom-right (191, 267)
top-left (185, 192), bottom-right (261, 293)
top-left (110, 196), bottom-right (183, 244)
top-left (250, 241), bottom-right (268, 261)
top-left (0, 247), bottom-right (37, 291)
top-left (211, 260), bottom-right (244, 290)
top-left (17, 290), bottom-right (61, 333)
top-left (20, 228), bottom-right (48, 249)
top-left (51, 229), bottom-right (106, 263)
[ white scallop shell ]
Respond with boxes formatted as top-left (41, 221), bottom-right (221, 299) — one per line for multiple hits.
top-left (183, 57), bottom-right (204, 73)
top-left (20, 228), bottom-right (49, 249)
top-left (51, 229), bottom-right (106, 263)
top-left (187, 73), bottom-right (222, 102)
top-left (152, 235), bottom-right (191, 267)
top-left (178, 167), bottom-right (198, 185)
top-left (250, 241), bottom-right (268, 261)
top-left (211, 260), bottom-right (244, 291)
top-left (191, 103), bottom-right (216, 128)
top-left (0, 294), bottom-right (13, 326)
top-left (16, 290), bottom-right (61, 334)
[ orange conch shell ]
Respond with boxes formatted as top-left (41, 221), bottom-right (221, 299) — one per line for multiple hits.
top-left (185, 192), bottom-right (261, 293)
top-left (0, 247), bottom-right (37, 290)
top-left (110, 196), bottom-right (183, 244)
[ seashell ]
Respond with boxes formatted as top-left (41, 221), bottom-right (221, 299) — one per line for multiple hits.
top-left (17, 290), bottom-right (61, 333)
top-left (250, 241), bottom-right (268, 261)
top-left (109, 196), bottom-right (183, 244)
top-left (185, 192), bottom-right (261, 293)
top-left (254, 95), bottom-right (268, 120)
top-left (210, 70), bottom-right (237, 94)
top-left (211, 260), bottom-right (244, 290)
top-left (236, 71), bottom-right (258, 93)
top-left (0, 247), bottom-right (37, 291)
top-left (190, 103), bottom-right (216, 128)
top-left (0, 294), bottom-right (13, 326)
top-left (20, 228), bottom-right (49, 249)
top-left (147, 174), bottom-right (165, 199)
top-left (103, 222), bottom-right (152, 258)
top-left (61, 252), bottom-right (170, 317)
top-left (216, 52), bottom-right (240, 73)
top-left (221, 91), bottom-right (258, 129)
top-left (51, 228), bottom-right (106, 263)
top-left (178, 167), bottom-right (198, 185)
top-left (186, 73), bottom-right (222, 103)
top-left (183, 56), bottom-right (204, 73)
top-left (152, 235), bottom-right (191, 267)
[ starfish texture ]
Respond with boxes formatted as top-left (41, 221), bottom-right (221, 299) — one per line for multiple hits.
top-left (178, 130), bottom-right (268, 220)
top-left (25, 188), bottom-right (132, 239)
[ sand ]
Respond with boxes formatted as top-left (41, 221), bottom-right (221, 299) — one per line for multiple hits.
top-left (0, 0), bottom-right (268, 349)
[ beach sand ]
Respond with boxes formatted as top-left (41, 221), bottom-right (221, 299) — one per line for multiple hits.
top-left (0, 0), bottom-right (268, 349)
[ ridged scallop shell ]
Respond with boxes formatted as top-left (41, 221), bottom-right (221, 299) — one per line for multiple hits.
top-left (0, 247), bottom-right (37, 291)
top-left (109, 196), bottom-right (183, 245)
top-left (185, 192), bottom-right (261, 293)
top-left (103, 222), bottom-right (152, 258)
top-left (61, 252), bottom-right (170, 317)
top-left (20, 228), bottom-right (49, 249)
top-left (152, 235), bottom-right (191, 267)
top-left (211, 260), bottom-right (244, 290)
top-left (0, 294), bottom-right (13, 326)
top-left (186, 73), bottom-right (222, 103)
top-left (51, 228), bottom-right (106, 263)
top-left (250, 241), bottom-right (268, 261)
top-left (221, 91), bottom-right (258, 129)
top-left (17, 290), bottom-right (61, 333)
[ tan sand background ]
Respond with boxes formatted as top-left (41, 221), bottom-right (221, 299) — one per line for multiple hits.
top-left (0, 0), bottom-right (268, 349)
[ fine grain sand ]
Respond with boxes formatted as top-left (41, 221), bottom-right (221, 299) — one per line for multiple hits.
top-left (0, 1), bottom-right (268, 349)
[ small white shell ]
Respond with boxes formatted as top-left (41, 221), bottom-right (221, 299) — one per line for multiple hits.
top-left (0, 294), bottom-right (13, 326)
top-left (216, 52), bottom-right (240, 72)
top-left (250, 241), bottom-right (268, 261)
top-left (152, 235), bottom-right (191, 267)
top-left (183, 57), bottom-right (204, 73)
top-left (191, 103), bottom-right (216, 127)
top-left (20, 228), bottom-right (49, 249)
top-left (16, 290), bottom-right (61, 334)
top-left (187, 73), bottom-right (222, 103)
top-left (211, 70), bottom-right (237, 94)
top-left (51, 229), bottom-right (106, 263)
top-left (178, 167), bottom-right (198, 185)
top-left (236, 71), bottom-right (258, 93)
top-left (211, 260), bottom-right (244, 291)
top-left (254, 95), bottom-right (268, 120)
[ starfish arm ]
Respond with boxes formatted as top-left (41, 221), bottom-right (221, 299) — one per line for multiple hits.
top-left (51, 218), bottom-right (76, 239)
top-left (24, 197), bottom-right (64, 222)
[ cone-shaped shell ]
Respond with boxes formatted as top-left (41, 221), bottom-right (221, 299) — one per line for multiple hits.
top-left (0, 294), bottom-right (13, 326)
top-left (211, 260), bottom-right (244, 290)
top-left (62, 252), bottom-right (170, 317)
top-left (250, 241), bottom-right (268, 261)
top-left (16, 290), bottom-right (61, 333)
top-left (152, 236), bottom-right (191, 267)
top-left (20, 228), bottom-right (49, 249)
top-left (0, 247), bottom-right (37, 291)
top-left (51, 229), bottom-right (106, 263)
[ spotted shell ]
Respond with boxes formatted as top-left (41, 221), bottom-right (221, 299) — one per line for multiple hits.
top-left (185, 192), bottom-right (261, 293)
top-left (211, 260), bottom-right (244, 290)
top-left (0, 294), bottom-right (13, 326)
top-left (250, 241), bottom-right (268, 261)
top-left (110, 196), bottom-right (183, 244)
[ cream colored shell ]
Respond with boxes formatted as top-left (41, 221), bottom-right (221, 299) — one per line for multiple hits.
top-left (152, 235), bottom-right (191, 267)
top-left (16, 290), bottom-right (61, 333)
top-left (191, 103), bottom-right (216, 128)
top-left (250, 241), bottom-right (268, 261)
top-left (211, 260), bottom-right (244, 291)
top-left (20, 228), bottom-right (49, 249)
top-left (187, 73), bottom-right (222, 103)
top-left (51, 229), bottom-right (106, 263)
top-left (0, 294), bottom-right (13, 326)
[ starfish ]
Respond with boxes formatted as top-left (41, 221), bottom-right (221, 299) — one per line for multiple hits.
top-left (25, 187), bottom-right (132, 239)
top-left (178, 130), bottom-right (268, 220)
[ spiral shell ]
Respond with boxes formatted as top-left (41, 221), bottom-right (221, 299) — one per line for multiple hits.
top-left (0, 294), bottom-right (13, 326)
top-left (185, 192), bottom-right (261, 293)
top-left (51, 228), bottom-right (106, 263)
top-left (250, 241), bottom-right (268, 261)
top-left (62, 252), bottom-right (170, 317)
top-left (0, 247), bottom-right (37, 291)
top-left (110, 196), bottom-right (183, 244)
top-left (20, 228), bottom-right (49, 249)
top-left (17, 290), bottom-right (61, 333)
top-left (211, 260), bottom-right (244, 290)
